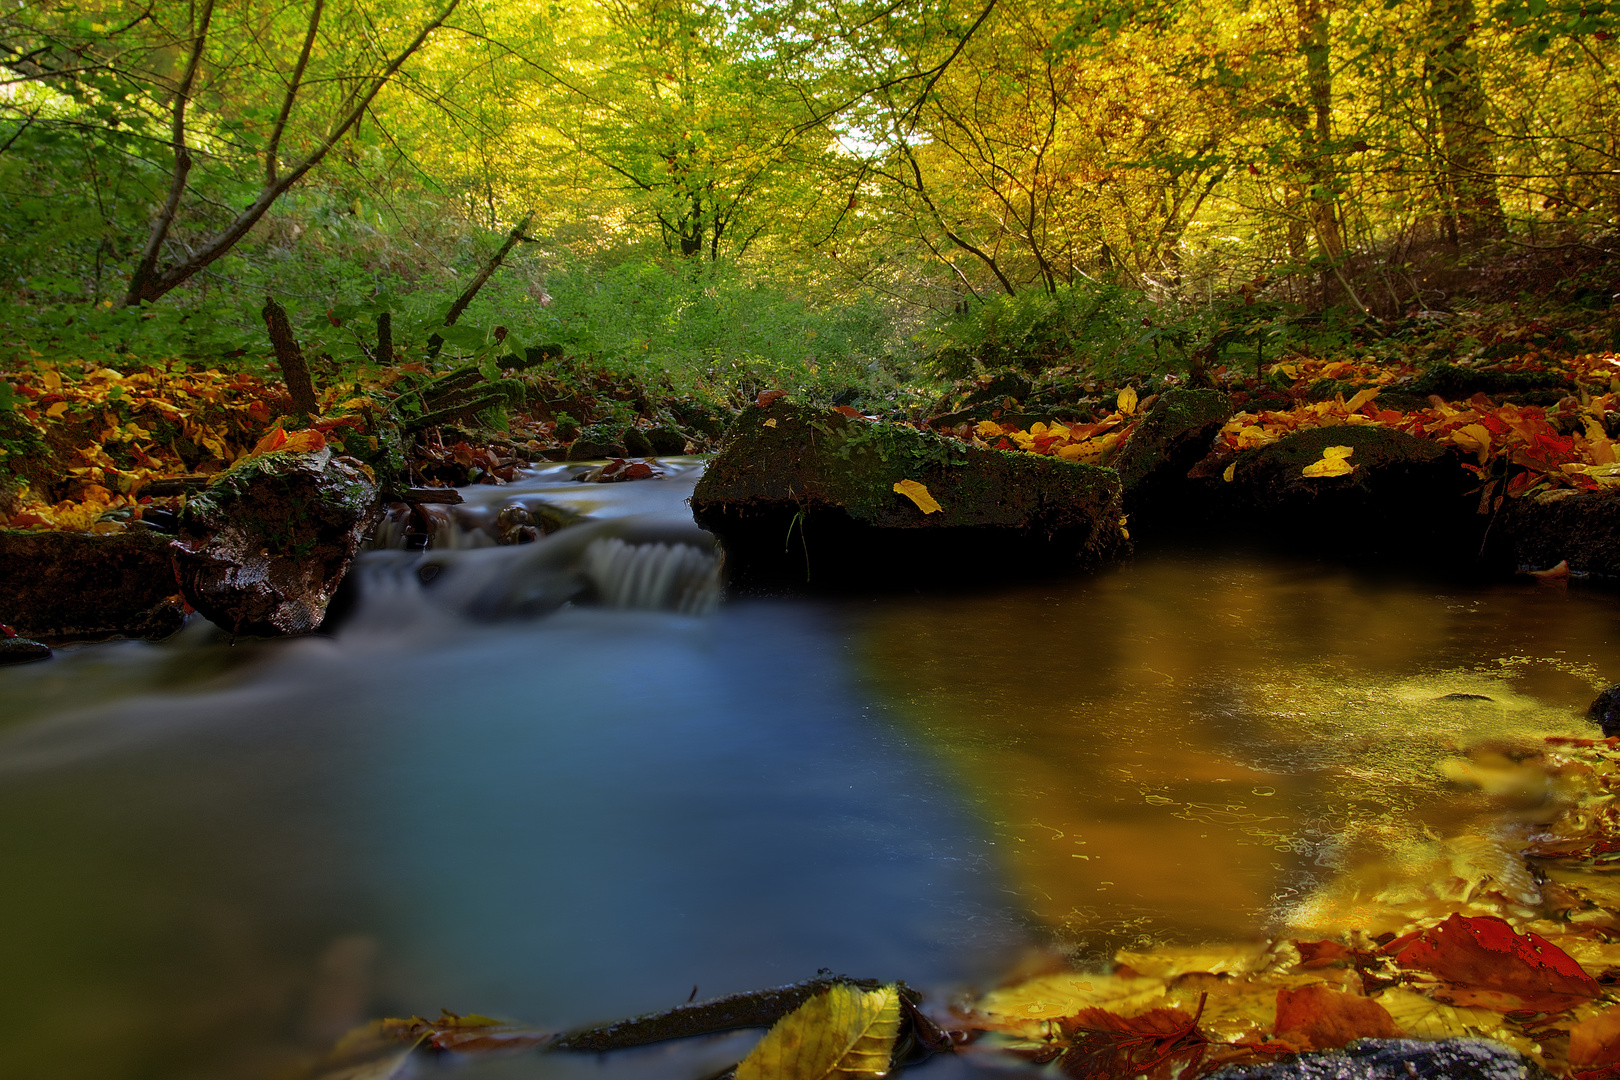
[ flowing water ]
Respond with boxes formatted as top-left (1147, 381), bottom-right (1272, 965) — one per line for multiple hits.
top-left (0, 461), bottom-right (1615, 1080)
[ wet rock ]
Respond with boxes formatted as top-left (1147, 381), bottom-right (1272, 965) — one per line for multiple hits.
top-left (1113, 388), bottom-right (1232, 532)
top-left (1207, 1037), bottom-right (1553, 1080)
top-left (1202, 424), bottom-right (1483, 565)
top-left (646, 424), bottom-right (688, 456)
top-left (1589, 685), bottom-right (1620, 737)
top-left (0, 636), bottom-right (52, 664)
top-left (690, 400), bottom-right (1127, 590)
top-left (566, 422), bottom-right (632, 461)
top-left (0, 529), bottom-right (187, 641)
top-left (1482, 490), bottom-right (1620, 580)
top-left (171, 448), bottom-right (383, 636)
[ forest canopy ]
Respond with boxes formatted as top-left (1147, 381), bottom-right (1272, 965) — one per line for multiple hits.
top-left (1, 0), bottom-right (1616, 388)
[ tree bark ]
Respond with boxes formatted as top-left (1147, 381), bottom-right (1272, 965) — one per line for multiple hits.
top-left (121, 0), bottom-right (461, 307)
top-left (443, 210), bottom-right (536, 327)
top-left (1426, 0), bottom-right (1503, 241)
top-left (262, 297), bottom-right (320, 419)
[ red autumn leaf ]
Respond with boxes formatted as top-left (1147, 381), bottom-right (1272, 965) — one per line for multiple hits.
top-left (451, 441), bottom-right (478, 468)
top-left (624, 461), bottom-right (654, 479)
top-left (1293, 940), bottom-right (1356, 969)
top-left (0, 624), bottom-right (15, 638)
top-left (1057, 998), bottom-right (1208, 1080)
top-left (1272, 984), bottom-right (1402, 1050)
top-left (756, 389), bottom-right (787, 408)
top-left (1383, 913), bottom-right (1599, 1011)
top-left (831, 405), bottom-right (863, 418)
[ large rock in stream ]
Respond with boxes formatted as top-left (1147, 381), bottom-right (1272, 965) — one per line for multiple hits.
top-left (171, 448), bottom-right (382, 635)
top-left (1195, 424), bottom-right (1485, 565)
top-left (1112, 388), bottom-right (1233, 534)
top-left (0, 528), bottom-right (186, 642)
top-left (690, 399), bottom-right (1127, 589)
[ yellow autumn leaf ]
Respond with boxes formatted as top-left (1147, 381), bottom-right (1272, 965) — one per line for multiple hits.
top-left (45, 401), bottom-right (70, 419)
top-left (1010, 430), bottom-right (1036, 450)
top-left (1446, 424), bottom-right (1494, 464)
top-left (975, 419), bottom-right (1004, 437)
top-left (1056, 443), bottom-right (1085, 461)
top-left (970, 972), bottom-right (1167, 1033)
top-left (893, 479), bottom-right (941, 514)
top-left (1302, 446), bottom-right (1355, 478)
top-left (1375, 988), bottom-right (1502, 1041)
top-left (1117, 387), bottom-right (1138, 415)
top-left (734, 983), bottom-right (900, 1080)
top-left (1344, 387), bottom-right (1380, 412)
top-left (1223, 462), bottom-right (1237, 483)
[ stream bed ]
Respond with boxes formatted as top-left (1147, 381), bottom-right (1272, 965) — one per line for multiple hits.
top-left (0, 463), bottom-right (1614, 1080)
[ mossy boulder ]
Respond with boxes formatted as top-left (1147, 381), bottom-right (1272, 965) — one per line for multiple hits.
top-left (1113, 389), bottom-right (1232, 534)
top-left (1206, 424), bottom-right (1483, 564)
top-left (690, 400), bottom-right (1127, 589)
top-left (171, 449), bottom-right (382, 635)
top-left (0, 528), bottom-right (186, 642)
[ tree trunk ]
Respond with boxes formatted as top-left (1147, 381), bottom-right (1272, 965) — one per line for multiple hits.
top-left (1426, 0), bottom-right (1503, 241)
top-left (262, 298), bottom-right (320, 419)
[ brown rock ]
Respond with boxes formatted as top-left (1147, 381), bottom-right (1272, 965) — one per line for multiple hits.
top-left (0, 528), bottom-right (185, 642)
top-left (172, 449), bottom-right (382, 635)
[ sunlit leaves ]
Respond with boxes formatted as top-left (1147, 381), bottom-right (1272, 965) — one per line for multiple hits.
top-left (1300, 445), bottom-right (1354, 477)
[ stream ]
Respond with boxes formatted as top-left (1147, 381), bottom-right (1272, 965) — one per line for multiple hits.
top-left (0, 461), bottom-right (1614, 1080)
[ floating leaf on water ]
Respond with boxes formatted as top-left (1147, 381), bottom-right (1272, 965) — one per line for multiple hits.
top-left (734, 982), bottom-right (900, 1080)
top-left (1384, 913), bottom-right (1600, 1012)
top-left (1272, 984), bottom-right (1402, 1050)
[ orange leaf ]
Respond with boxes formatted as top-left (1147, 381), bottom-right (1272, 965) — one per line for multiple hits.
top-left (281, 428), bottom-right (326, 454)
top-left (1272, 985), bottom-right (1402, 1050)
top-left (756, 390), bottom-right (787, 408)
top-left (1059, 1002), bottom-right (1208, 1080)
top-left (1384, 913), bottom-right (1599, 1012)
top-left (251, 427), bottom-right (288, 456)
top-left (1573, 1006), bottom-right (1620, 1070)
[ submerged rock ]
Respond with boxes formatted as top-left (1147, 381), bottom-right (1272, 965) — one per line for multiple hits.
top-left (690, 399), bottom-right (1126, 589)
top-left (0, 529), bottom-right (186, 641)
top-left (1207, 1037), bottom-right (1553, 1080)
top-left (171, 448), bottom-right (382, 635)
top-left (1199, 424), bottom-right (1483, 564)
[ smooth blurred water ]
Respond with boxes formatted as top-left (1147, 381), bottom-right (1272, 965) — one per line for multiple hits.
top-left (1, 464), bottom-right (1617, 1080)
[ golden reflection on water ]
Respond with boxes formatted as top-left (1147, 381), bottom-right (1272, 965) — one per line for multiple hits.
top-left (855, 552), bottom-right (1614, 960)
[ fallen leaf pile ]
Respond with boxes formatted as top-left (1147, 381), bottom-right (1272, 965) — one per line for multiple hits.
top-left (952, 736), bottom-right (1620, 1079)
top-left (946, 351), bottom-right (1620, 505)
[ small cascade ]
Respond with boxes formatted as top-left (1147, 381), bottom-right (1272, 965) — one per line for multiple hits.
top-left (345, 518), bottom-right (722, 627)
top-left (581, 537), bottom-right (721, 615)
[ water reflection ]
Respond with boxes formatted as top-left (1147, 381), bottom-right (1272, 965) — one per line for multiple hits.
top-left (855, 552), bottom-right (1612, 960)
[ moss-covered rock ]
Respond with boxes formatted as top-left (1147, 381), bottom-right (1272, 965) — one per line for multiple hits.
top-left (1113, 389), bottom-right (1232, 531)
top-left (172, 448), bottom-right (382, 635)
top-left (690, 399), bottom-right (1126, 589)
top-left (1207, 424), bottom-right (1484, 564)
top-left (0, 528), bottom-right (185, 642)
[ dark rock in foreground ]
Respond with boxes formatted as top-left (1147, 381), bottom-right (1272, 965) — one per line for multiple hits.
top-left (0, 529), bottom-right (186, 641)
top-left (1200, 424), bottom-right (1484, 565)
top-left (690, 400), bottom-right (1126, 589)
top-left (0, 636), bottom-right (52, 664)
top-left (172, 448), bottom-right (382, 635)
top-left (1208, 1037), bottom-right (1553, 1080)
